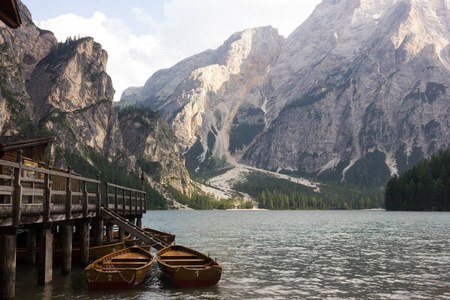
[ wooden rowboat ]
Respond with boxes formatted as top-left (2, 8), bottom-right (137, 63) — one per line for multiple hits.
top-left (144, 228), bottom-right (175, 244)
top-left (85, 246), bottom-right (154, 290)
top-left (156, 245), bottom-right (222, 287)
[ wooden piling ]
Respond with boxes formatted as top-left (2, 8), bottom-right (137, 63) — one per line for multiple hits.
top-left (61, 222), bottom-right (73, 275)
top-left (80, 219), bottom-right (90, 266)
top-left (106, 223), bottom-right (114, 243)
top-left (136, 217), bottom-right (142, 229)
top-left (118, 227), bottom-right (124, 242)
top-left (26, 228), bottom-right (37, 265)
top-left (38, 225), bottom-right (53, 285)
top-left (0, 228), bottom-right (17, 299)
top-left (93, 218), bottom-right (103, 246)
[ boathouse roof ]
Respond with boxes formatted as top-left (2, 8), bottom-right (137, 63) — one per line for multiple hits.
top-left (0, 0), bottom-right (22, 29)
top-left (0, 136), bottom-right (54, 152)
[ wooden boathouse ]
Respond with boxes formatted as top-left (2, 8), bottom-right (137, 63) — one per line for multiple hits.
top-left (0, 137), bottom-right (166, 299)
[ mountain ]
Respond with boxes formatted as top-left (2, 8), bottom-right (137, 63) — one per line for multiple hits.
top-left (0, 0), bottom-right (190, 196)
top-left (122, 0), bottom-right (450, 187)
top-left (121, 26), bottom-right (284, 173)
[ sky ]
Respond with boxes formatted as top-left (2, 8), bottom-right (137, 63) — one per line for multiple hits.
top-left (22, 0), bottom-right (321, 101)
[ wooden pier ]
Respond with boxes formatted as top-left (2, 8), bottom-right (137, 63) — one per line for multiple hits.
top-left (0, 149), bottom-right (158, 299)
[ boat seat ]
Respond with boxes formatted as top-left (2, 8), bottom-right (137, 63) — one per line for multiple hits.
top-left (163, 258), bottom-right (205, 261)
top-left (164, 259), bottom-right (205, 265)
top-left (111, 258), bottom-right (149, 262)
top-left (160, 255), bottom-right (197, 259)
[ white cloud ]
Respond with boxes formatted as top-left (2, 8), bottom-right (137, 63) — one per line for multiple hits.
top-left (36, 0), bottom-right (320, 101)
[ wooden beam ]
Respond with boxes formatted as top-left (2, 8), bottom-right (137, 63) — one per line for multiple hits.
top-left (0, 228), bottom-right (17, 299)
top-left (37, 225), bottom-right (53, 285)
top-left (79, 219), bottom-right (90, 266)
top-left (26, 228), bottom-right (37, 265)
top-left (61, 223), bottom-right (73, 275)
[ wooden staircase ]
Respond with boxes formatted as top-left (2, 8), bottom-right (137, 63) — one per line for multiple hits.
top-left (101, 207), bottom-right (168, 250)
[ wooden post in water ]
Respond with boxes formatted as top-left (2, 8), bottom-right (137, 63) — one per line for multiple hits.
top-left (93, 218), bottom-right (103, 246)
top-left (80, 219), bottom-right (90, 266)
top-left (0, 228), bottom-right (18, 299)
top-left (61, 221), bottom-right (73, 275)
top-left (38, 224), bottom-right (53, 285)
top-left (106, 223), bottom-right (114, 243)
top-left (118, 226), bottom-right (125, 242)
top-left (26, 228), bottom-right (37, 265)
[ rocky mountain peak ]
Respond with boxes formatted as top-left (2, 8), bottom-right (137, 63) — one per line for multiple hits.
top-left (120, 26), bottom-right (284, 173)
top-left (27, 37), bottom-right (114, 121)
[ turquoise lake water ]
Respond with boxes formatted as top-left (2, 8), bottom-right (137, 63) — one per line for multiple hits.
top-left (14, 210), bottom-right (450, 299)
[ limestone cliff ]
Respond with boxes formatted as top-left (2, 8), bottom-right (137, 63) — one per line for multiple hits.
top-left (118, 107), bottom-right (190, 194)
top-left (0, 0), bottom-right (56, 135)
top-left (26, 37), bottom-right (123, 161)
top-left (122, 26), bottom-right (284, 173)
top-left (243, 0), bottom-right (450, 182)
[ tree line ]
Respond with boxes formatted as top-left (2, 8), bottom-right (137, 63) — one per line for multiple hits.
top-left (233, 171), bottom-right (384, 210)
top-left (165, 185), bottom-right (252, 210)
top-left (385, 149), bottom-right (450, 211)
top-left (63, 149), bottom-right (167, 209)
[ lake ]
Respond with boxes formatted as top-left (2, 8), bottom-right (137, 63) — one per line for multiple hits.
top-left (15, 210), bottom-right (450, 299)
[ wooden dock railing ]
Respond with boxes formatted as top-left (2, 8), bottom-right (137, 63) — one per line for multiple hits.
top-left (105, 179), bottom-right (146, 216)
top-left (0, 154), bottom-right (146, 228)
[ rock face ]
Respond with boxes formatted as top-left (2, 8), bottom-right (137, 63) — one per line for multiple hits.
top-left (0, 1), bottom-right (57, 135)
top-left (119, 108), bottom-right (190, 194)
top-left (125, 26), bottom-right (284, 172)
top-left (124, 0), bottom-right (450, 184)
top-left (243, 0), bottom-right (450, 179)
top-left (26, 37), bottom-right (123, 160)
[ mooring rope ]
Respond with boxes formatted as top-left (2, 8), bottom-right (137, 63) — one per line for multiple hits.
top-left (118, 271), bottom-right (136, 284)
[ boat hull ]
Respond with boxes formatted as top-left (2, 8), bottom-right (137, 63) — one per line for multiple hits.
top-left (156, 245), bottom-right (222, 287)
top-left (85, 247), bottom-right (154, 290)
top-left (85, 267), bottom-right (150, 290)
top-left (144, 228), bottom-right (175, 244)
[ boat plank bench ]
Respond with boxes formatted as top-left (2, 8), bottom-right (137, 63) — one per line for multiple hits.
top-left (110, 258), bottom-right (149, 262)
top-left (160, 255), bottom-right (197, 259)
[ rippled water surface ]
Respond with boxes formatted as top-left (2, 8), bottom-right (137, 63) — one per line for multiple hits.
top-left (15, 210), bottom-right (450, 299)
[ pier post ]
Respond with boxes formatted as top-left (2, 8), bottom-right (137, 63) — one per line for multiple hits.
top-left (38, 224), bottom-right (53, 285)
top-left (106, 222), bottom-right (114, 243)
top-left (80, 218), bottom-right (91, 266)
top-left (61, 221), bottom-right (73, 275)
top-left (93, 218), bottom-right (103, 246)
top-left (26, 228), bottom-right (37, 265)
top-left (118, 227), bottom-right (124, 242)
top-left (136, 217), bottom-right (142, 229)
top-left (0, 228), bottom-right (18, 299)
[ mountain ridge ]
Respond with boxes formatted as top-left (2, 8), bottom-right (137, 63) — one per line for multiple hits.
top-left (121, 0), bottom-right (450, 187)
